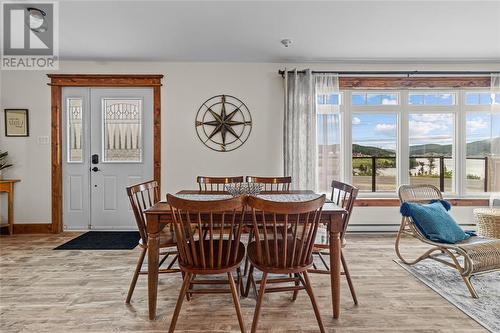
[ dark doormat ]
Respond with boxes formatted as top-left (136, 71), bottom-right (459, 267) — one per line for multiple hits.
top-left (54, 231), bottom-right (140, 250)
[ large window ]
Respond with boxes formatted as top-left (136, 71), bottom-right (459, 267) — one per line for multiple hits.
top-left (409, 113), bottom-right (454, 192)
top-left (316, 89), bottom-right (499, 197)
top-left (352, 113), bottom-right (397, 192)
top-left (465, 92), bottom-right (500, 193)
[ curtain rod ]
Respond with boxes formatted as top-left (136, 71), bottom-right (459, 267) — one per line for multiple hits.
top-left (278, 70), bottom-right (499, 77)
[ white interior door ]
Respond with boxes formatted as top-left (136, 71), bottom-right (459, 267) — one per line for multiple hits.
top-left (62, 87), bottom-right (153, 230)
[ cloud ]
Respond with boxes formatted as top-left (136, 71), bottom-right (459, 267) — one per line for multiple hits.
top-left (381, 98), bottom-right (398, 105)
top-left (352, 117), bottom-right (361, 125)
top-left (410, 114), bottom-right (452, 123)
top-left (467, 117), bottom-right (488, 133)
top-left (409, 120), bottom-right (448, 137)
top-left (375, 123), bottom-right (396, 135)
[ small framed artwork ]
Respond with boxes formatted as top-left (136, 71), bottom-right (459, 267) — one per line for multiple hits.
top-left (4, 109), bottom-right (29, 137)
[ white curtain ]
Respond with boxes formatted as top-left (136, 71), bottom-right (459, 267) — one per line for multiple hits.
top-left (283, 69), bottom-right (316, 190)
top-left (283, 70), bottom-right (341, 192)
top-left (489, 73), bottom-right (500, 191)
top-left (491, 73), bottom-right (500, 154)
top-left (316, 73), bottom-right (341, 193)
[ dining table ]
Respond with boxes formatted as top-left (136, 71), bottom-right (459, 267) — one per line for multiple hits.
top-left (144, 190), bottom-right (347, 320)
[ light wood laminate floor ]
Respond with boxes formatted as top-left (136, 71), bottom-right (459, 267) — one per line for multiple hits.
top-left (0, 233), bottom-right (485, 332)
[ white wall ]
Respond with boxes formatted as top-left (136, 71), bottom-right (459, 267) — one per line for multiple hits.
top-left (0, 61), bottom-right (284, 224)
top-left (1, 60), bottom-right (499, 228)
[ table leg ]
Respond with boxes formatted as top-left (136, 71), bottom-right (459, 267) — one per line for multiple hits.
top-left (8, 187), bottom-right (14, 235)
top-left (148, 229), bottom-right (160, 320)
top-left (329, 221), bottom-right (341, 319)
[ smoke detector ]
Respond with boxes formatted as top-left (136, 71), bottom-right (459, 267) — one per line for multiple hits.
top-left (281, 39), bottom-right (293, 48)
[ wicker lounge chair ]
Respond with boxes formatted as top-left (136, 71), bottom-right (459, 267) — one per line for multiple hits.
top-left (396, 184), bottom-right (500, 298)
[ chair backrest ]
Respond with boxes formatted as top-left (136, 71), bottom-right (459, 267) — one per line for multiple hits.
top-left (246, 176), bottom-right (292, 192)
top-left (126, 180), bottom-right (160, 244)
top-left (197, 176), bottom-right (244, 192)
top-left (330, 180), bottom-right (359, 238)
top-left (398, 184), bottom-right (442, 204)
top-left (246, 195), bottom-right (326, 269)
top-left (167, 194), bottom-right (246, 270)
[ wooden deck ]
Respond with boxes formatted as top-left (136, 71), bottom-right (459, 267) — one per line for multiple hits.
top-left (0, 233), bottom-right (485, 332)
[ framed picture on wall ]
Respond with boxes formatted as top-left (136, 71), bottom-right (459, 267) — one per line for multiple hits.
top-left (4, 109), bottom-right (29, 137)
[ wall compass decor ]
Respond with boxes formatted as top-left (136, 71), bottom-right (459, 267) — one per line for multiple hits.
top-left (195, 95), bottom-right (252, 152)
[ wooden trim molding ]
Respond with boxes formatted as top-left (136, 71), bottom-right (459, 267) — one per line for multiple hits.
top-left (13, 223), bottom-right (52, 234)
top-left (48, 74), bottom-right (163, 234)
top-left (47, 74), bottom-right (163, 87)
top-left (339, 76), bottom-right (490, 89)
top-left (51, 85), bottom-right (62, 233)
top-left (354, 198), bottom-right (490, 207)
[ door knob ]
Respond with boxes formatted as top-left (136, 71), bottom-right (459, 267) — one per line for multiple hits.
top-left (91, 167), bottom-right (100, 172)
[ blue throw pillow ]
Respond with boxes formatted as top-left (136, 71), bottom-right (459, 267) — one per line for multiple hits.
top-left (400, 200), bottom-right (472, 244)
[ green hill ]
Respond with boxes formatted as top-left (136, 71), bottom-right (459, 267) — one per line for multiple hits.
top-left (352, 138), bottom-right (499, 157)
top-left (352, 144), bottom-right (395, 157)
top-left (409, 143), bottom-right (452, 156)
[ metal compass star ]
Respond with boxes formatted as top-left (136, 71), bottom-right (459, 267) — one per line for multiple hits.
top-left (201, 95), bottom-right (250, 146)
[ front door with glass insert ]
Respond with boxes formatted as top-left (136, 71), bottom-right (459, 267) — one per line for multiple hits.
top-left (62, 88), bottom-right (153, 230)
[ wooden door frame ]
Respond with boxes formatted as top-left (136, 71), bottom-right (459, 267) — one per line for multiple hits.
top-left (47, 74), bottom-right (163, 233)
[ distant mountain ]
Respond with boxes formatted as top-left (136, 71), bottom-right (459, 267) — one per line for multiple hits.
top-left (466, 138), bottom-right (499, 157)
top-left (409, 138), bottom-right (499, 157)
top-left (352, 144), bottom-right (395, 157)
top-left (410, 143), bottom-right (452, 156)
top-left (351, 138), bottom-right (499, 158)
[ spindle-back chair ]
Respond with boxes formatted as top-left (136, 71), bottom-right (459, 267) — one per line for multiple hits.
top-left (166, 194), bottom-right (247, 333)
top-left (197, 176), bottom-right (244, 192)
top-left (246, 176), bottom-right (292, 192)
top-left (245, 195), bottom-right (326, 333)
top-left (125, 181), bottom-right (179, 304)
top-left (309, 180), bottom-right (359, 305)
top-left (243, 176), bottom-right (292, 275)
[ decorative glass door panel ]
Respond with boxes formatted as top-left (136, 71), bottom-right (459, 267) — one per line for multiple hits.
top-left (67, 98), bottom-right (83, 163)
top-left (102, 99), bottom-right (143, 163)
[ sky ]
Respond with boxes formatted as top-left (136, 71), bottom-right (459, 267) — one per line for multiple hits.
top-left (317, 92), bottom-right (500, 150)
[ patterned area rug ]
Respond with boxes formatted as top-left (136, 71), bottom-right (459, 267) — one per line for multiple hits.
top-left (395, 259), bottom-right (500, 332)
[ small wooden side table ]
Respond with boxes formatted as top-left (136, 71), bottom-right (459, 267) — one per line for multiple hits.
top-left (0, 179), bottom-right (21, 235)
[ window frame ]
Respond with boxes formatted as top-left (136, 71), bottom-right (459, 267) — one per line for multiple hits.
top-left (319, 89), bottom-right (494, 198)
top-left (408, 91), bottom-right (457, 106)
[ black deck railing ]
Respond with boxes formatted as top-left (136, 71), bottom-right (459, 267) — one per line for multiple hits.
top-left (352, 156), bottom-right (488, 192)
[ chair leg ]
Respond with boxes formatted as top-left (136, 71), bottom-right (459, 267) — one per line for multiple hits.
top-left (244, 264), bottom-right (254, 297)
top-left (462, 275), bottom-right (479, 298)
top-left (292, 273), bottom-right (299, 301)
top-left (317, 251), bottom-right (330, 270)
top-left (166, 254), bottom-right (178, 270)
top-left (186, 274), bottom-right (196, 301)
top-left (251, 272), bottom-right (267, 333)
top-left (341, 250), bottom-right (358, 305)
top-left (302, 271), bottom-right (325, 333)
top-left (243, 228), bottom-right (254, 276)
top-left (228, 272), bottom-right (246, 333)
top-left (237, 268), bottom-right (243, 297)
top-left (168, 272), bottom-right (192, 333)
top-left (158, 252), bottom-right (170, 267)
top-left (126, 247), bottom-right (147, 304)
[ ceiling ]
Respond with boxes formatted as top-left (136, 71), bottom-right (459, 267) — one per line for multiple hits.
top-left (57, 1), bottom-right (500, 63)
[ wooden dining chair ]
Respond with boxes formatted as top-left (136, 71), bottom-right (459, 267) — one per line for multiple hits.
top-left (309, 180), bottom-right (359, 305)
top-left (243, 176), bottom-right (292, 275)
top-left (197, 176), bottom-right (244, 192)
top-left (245, 195), bottom-right (327, 333)
top-left (166, 194), bottom-right (247, 333)
top-left (125, 181), bottom-right (180, 304)
top-left (246, 176), bottom-right (292, 192)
